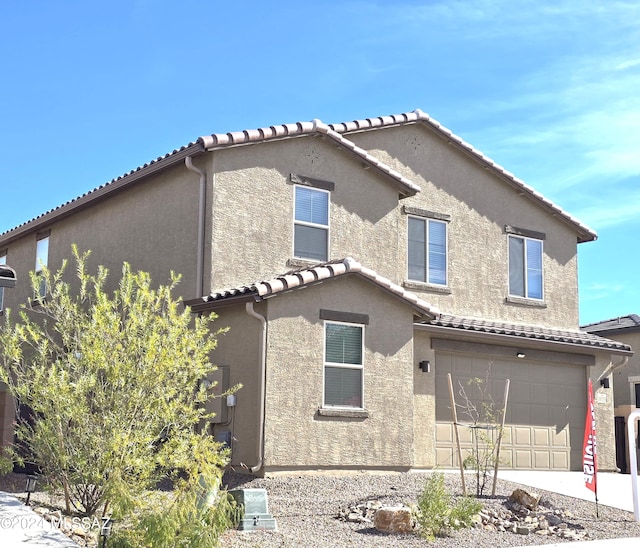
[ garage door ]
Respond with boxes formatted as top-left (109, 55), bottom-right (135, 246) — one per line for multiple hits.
top-left (435, 352), bottom-right (586, 470)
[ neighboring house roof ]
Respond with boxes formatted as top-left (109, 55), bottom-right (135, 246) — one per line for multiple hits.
top-left (184, 257), bottom-right (440, 320)
top-left (328, 110), bottom-right (596, 244)
top-left (420, 314), bottom-right (632, 354)
top-left (582, 314), bottom-right (640, 335)
top-left (0, 109), bottom-right (594, 246)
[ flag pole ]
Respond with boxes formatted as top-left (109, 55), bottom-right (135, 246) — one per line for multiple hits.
top-left (583, 379), bottom-right (599, 518)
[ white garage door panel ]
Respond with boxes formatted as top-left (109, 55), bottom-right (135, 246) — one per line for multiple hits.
top-left (435, 352), bottom-right (586, 471)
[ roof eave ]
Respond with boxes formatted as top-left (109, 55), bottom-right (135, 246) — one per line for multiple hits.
top-left (328, 110), bottom-right (596, 242)
top-left (199, 121), bottom-right (421, 199)
top-left (412, 116), bottom-right (597, 243)
top-left (184, 292), bottom-right (259, 313)
top-left (415, 322), bottom-right (633, 355)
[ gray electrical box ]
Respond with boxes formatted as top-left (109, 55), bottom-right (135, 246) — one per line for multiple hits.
top-left (229, 488), bottom-right (277, 532)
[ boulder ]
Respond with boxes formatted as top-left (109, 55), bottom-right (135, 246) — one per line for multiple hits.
top-left (509, 488), bottom-right (541, 510)
top-left (373, 506), bottom-right (413, 534)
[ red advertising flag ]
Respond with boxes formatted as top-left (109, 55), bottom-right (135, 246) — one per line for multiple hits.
top-left (583, 379), bottom-right (597, 494)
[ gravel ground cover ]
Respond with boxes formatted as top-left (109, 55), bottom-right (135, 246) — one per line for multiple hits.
top-left (2, 470), bottom-right (640, 547)
top-left (220, 471), bottom-right (640, 548)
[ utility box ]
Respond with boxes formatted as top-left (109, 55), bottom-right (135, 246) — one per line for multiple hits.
top-left (229, 488), bottom-right (277, 532)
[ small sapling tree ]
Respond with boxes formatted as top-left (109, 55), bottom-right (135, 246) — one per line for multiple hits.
top-left (457, 370), bottom-right (507, 497)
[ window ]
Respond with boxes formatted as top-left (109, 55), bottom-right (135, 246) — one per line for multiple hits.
top-left (508, 235), bottom-right (543, 300)
top-left (408, 217), bottom-right (447, 285)
top-left (35, 235), bottom-right (49, 299)
top-left (0, 252), bottom-right (6, 312)
top-left (294, 186), bottom-right (329, 261)
top-left (324, 321), bottom-right (363, 408)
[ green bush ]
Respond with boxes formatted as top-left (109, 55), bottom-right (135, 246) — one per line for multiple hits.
top-left (415, 472), bottom-right (482, 541)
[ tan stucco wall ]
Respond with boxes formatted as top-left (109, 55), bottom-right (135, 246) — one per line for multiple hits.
top-left (0, 165), bottom-right (204, 453)
top-left (260, 275), bottom-right (416, 471)
top-left (347, 125), bottom-right (582, 330)
top-left (0, 162), bottom-right (202, 309)
top-left (412, 331), bottom-right (436, 468)
top-left (590, 354), bottom-right (618, 472)
top-left (204, 136), bottom-right (402, 291)
top-left (205, 304), bottom-right (263, 469)
top-left (2, 124), bottom-right (585, 331)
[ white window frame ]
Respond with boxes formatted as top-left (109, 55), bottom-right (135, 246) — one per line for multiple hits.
top-left (322, 320), bottom-right (364, 409)
top-left (508, 234), bottom-right (543, 300)
top-left (293, 185), bottom-right (330, 261)
top-left (35, 235), bottom-right (49, 299)
top-left (407, 216), bottom-right (448, 286)
top-left (0, 252), bottom-right (6, 312)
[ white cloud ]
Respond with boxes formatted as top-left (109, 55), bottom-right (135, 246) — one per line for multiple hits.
top-left (571, 196), bottom-right (640, 230)
top-left (580, 282), bottom-right (626, 302)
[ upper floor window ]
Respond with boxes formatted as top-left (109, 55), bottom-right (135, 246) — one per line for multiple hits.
top-left (294, 186), bottom-right (329, 261)
top-left (324, 321), bottom-right (364, 409)
top-left (508, 234), bottom-right (543, 300)
top-left (0, 252), bottom-right (6, 312)
top-left (35, 234), bottom-right (49, 299)
top-left (408, 216), bottom-right (447, 285)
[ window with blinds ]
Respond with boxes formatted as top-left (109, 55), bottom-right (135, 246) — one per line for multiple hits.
top-left (508, 234), bottom-right (543, 300)
top-left (324, 321), bottom-right (364, 408)
top-left (408, 216), bottom-right (447, 285)
top-left (294, 186), bottom-right (329, 261)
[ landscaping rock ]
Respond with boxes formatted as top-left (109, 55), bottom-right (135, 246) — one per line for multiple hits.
top-left (373, 506), bottom-right (413, 534)
top-left (509, 488), bottom-right (541, 510)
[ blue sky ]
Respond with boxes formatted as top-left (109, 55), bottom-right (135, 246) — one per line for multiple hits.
top-left (0, 1), bottom-right (638, 325)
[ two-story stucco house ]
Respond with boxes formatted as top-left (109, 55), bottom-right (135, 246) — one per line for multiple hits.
top-left (0, 110), bottom-right (631, 474)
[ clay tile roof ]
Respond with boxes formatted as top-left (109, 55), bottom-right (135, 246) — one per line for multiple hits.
top-left (581, 314), bottom-right (640, 335)
top-left (427, 314), bottom-right (632, 353)
top-left (0, 109), bottom-right (593, 245)
top-left (328, 109), bottom-right (596, 244)
top-left (185, 257), bottom-right (439, 319)
top-left (198, 118), bottom-right (420, 198)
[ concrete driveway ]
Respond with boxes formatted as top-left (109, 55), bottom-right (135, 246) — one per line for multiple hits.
top-left (498, 470), bottom-right (637, 513)
top-left (0, 492), bottom-right (78, 547)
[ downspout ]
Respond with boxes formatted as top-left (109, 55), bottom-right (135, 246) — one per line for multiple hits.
top-left (243, 302), bottom-right (267, 473)
top-left (597, 355), bottom-right (629, 383)
top-left (185, 156), bottom-right (206, 298)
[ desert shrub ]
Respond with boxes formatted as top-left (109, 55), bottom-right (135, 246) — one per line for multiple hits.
top-left (0, 246), bottom-right (240, 544)
top-left (415, 472), bottom-right (482, 541)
